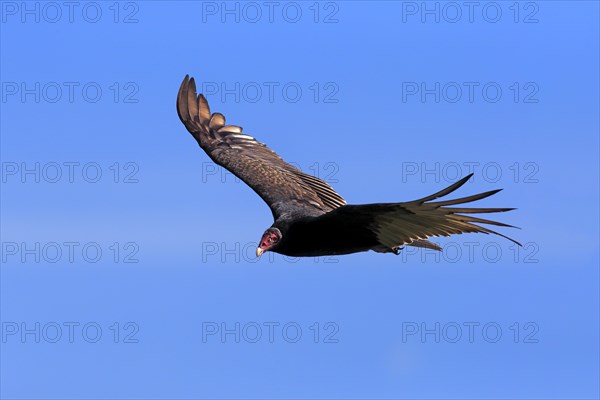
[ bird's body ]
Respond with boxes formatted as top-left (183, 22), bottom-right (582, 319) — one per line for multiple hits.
top-left (268, 210), bottom-right (378, 257)
top-left (176, 75), bottom-right (521, 258)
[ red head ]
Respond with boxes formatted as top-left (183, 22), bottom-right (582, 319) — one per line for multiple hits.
top-left (256, 227), bottom-right (282, 257)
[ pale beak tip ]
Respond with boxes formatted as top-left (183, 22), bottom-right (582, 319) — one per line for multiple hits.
top-left (256, 247), bottom-right (263, 257)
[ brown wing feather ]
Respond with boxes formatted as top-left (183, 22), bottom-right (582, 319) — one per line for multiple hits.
top-left (372, 174), bottom-right (521, 250)
top-left (177, 75), bottom-right (346, 218)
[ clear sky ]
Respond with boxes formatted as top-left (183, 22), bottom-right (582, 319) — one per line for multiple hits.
top-left (1, 1), bottom-right (599, 399)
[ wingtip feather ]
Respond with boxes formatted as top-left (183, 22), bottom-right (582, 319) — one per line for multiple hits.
top-left (415, 174), bottom-right (473, 204)
top-left (187, 77), bottom-right (198, 121)
top-left (177, 75), bottom-right (190, 123)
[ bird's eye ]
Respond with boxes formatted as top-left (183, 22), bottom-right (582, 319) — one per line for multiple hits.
top-left (269, 237), bottom-right (275, 243)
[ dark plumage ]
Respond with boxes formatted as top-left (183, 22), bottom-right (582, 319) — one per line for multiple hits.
top-left (177, 75), bottom-right (521, 257)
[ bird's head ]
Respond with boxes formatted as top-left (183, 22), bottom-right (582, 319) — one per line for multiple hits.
top-left (256, 227), bottom-right (282, 257)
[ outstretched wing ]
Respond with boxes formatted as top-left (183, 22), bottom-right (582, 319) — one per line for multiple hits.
top-left (177, 75), bottom-right (346, 219)
top-left (310, 174), bottom-right (520, 252)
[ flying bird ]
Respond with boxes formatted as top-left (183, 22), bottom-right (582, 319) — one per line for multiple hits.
top-left (177, 75), bottom-right (520, 258)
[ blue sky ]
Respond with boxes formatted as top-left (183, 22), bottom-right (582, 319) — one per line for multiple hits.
top-left (1, 1), bottom-right (599, 399)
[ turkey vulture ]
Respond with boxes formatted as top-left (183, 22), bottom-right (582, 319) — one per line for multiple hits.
top-left (177, 75), bottom-right (520, 257)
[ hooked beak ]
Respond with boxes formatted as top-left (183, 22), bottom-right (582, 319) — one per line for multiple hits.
top-left (256, 247), bottom-right (264, 257)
